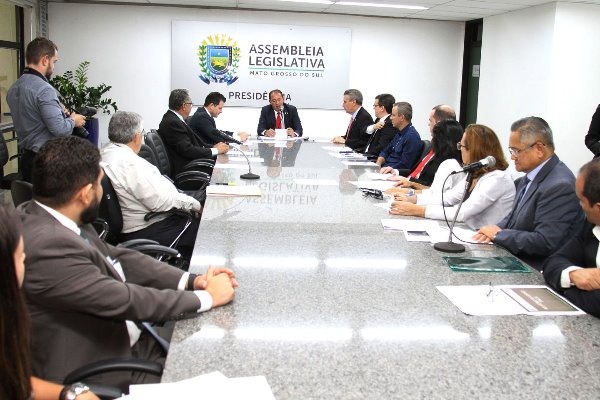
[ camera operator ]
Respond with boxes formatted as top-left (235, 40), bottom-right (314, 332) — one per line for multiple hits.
top-left (7, 37), bottom-right (86, 182)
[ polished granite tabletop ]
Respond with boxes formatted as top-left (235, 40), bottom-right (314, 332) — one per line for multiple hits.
top-left (162, 140), bottom-right (600, 399)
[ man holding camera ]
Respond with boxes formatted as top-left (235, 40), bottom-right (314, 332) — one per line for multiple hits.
top-left (7, 37), bottom-right (86, 182)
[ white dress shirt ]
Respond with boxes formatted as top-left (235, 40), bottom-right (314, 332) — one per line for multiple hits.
top-left (101, 142), bottom-right (201, 233)
top-left (417, 158), bottom-right (463, 205)
top-left (423, 169), bottom-right (516, 230)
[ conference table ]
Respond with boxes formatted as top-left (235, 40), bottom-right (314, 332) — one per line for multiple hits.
top-left (162, 139), bottom-right (600, 398)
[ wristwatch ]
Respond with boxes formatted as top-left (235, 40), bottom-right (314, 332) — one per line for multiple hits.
top-left (60, 382), bottom-right (90, 400)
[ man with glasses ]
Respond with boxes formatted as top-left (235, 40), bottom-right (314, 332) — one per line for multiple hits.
top-left (158, 89), bottom-right (229, 177)
top-left (7, 37), bottom-right (86, 182)
top-left (363, 94), bottom-right (399, 159)
top-left (101, 111), bottom-right (202, 264)
top-left (474, 116), bottom-right (583, 271)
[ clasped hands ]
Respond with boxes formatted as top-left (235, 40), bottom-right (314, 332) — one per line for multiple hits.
top-left (193, 267), bottom-right (238, 307)
top-left (265, 128), bottom-right (297, 137)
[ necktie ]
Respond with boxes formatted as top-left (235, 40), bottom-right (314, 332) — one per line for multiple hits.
top-left (514, 176), bottom-right (531, 210)
top-left (276, 111), bottom-right (282, 129)
top-left (346, 117), bottom-right (353, 139)
top-left (408, 150), bottom-right (435, 179)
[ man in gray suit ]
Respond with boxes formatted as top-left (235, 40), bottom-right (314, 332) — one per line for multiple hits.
top-left (19, 137), bottom-right (237, 389)
top-left (474, 116), bottom-right (584, 271)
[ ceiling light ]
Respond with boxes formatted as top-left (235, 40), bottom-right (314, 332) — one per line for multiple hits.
top-left (273, 0), bottom-right (335, 4)
top-left (336, 2), bottom-right (428, 10)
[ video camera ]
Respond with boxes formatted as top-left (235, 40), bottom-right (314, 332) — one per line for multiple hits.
top-left (72, 106), bottom-right (97, 138)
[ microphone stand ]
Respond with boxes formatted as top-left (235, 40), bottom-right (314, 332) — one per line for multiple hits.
top-left (433, 171), bottom-right (473, 253)
top-left (231, 145), bottom-right (260, 180)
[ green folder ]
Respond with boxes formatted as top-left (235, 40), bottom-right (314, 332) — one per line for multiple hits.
top-left (443, 256), bottom-right (531, 273)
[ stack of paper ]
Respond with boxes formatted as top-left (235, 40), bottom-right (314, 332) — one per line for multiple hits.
top-left (120, 371), bottom-right (276, 400)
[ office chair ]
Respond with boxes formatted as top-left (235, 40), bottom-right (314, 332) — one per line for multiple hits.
top-left (98, 170), bottom-right (191, 267)
top-left (1, 134), bottom-right (22, 190)
top-left (397, 139), bottom-right (432, 177)
top-left (137, 143), bottom-right (158, 166)
top-left (63, 357), bottom-right (163, 400)
top-left (10, 179), bottom-right (33, 207)
top-left (144, 129), bottom-right (213, 191)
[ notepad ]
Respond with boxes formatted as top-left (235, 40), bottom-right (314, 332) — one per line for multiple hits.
top-left (443, 256), bottom-right (531, 273)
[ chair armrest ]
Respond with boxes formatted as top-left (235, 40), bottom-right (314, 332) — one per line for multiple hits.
top-left (63, 357), bottom-right (163, 384)
top-left (182, 158), bottom-right (215, 170)
top-left (128, 244), bottom-right (181, 258)
top-left (84, 384), bottom-right (124, 400)
top-left (117, 238), bottom-right (160, 248)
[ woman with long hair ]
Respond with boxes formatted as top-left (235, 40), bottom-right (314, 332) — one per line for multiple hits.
top-left (386, 119), bottom-right (464, 196)
top-left (0, 205), bottom-right (98, 400)
top-left (389, 124), bottom-right (516, 229)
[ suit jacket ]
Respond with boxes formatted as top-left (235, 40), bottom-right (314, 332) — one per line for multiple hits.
top-left (364, 116), bottom-right (398, 158)
top-left (343, 107), bottom-right (374, 152)
top-left (543, 222), bottom-right (600, 317)
top-left (19, 201), bottom-right (201, 389)
top-left (494, 155), bottom-right (584, 270)
top-left (188, 107), bottom-right (235, 145)
top-left (257, 103), bottom-right (303, 136)
top-left (158, 110), bottom-right (214, 177)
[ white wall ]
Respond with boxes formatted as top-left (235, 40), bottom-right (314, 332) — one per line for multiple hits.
top-left (47, 3), bottom-right (464, 146)
top-left (478, 2), bottom-right (600, 173)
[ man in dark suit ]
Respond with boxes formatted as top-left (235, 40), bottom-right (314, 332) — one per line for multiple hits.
top-left (585, 104), bottom-right (600, 158)
top-left (544, 158), bottom-right (600, 317)
top-left (332, 89), bottom-right (374, 152)
top-left (158, 89), bottom-right (229, 177)
top-left (188, 91), bottom-right (249, 145)
top-left (474, 117), bottom-right (584, 271)
top-left (19, 137), bottom-right (237, 389)
top-left (257, 89), bottom-right (303, 137)
top-left (363, 93), bottom-right (399, 158)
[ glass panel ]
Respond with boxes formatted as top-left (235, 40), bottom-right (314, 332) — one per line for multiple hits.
top-left (0, 48), bottom-right (19, 124)
top-left (0, 0), bottom-right (17, 42)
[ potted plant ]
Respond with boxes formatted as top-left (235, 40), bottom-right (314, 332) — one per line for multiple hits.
top-left (50, 61), bottom-right (118, 146)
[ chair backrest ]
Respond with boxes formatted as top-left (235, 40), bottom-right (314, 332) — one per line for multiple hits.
top-left (144, 130), bottom-right (172, 176)
top-left (412, 139), bottom-right (432, 170)
top-left (98, 171), bottom-right (124, 245)
top-left (138, 143), bottom-right (158, 167)
top-left (0, 133), bottom-right (8, 168)
top-left (11, 180), bottom-right (33, 207)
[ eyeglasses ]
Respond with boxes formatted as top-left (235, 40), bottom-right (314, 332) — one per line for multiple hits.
top-left (508, 142), bottom-right (539, 157)
top-left (373, 104), bottom-right (382, 108)
top-left (456, 142), bottom-right (468, 151)
top-left (184, 102), bottom-right (193, 107)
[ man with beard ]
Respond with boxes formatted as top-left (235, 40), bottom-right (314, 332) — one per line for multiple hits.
top-left (7, 37), bottom-right (86, 182)
top-left (17, 137), bottom-right (237, 390)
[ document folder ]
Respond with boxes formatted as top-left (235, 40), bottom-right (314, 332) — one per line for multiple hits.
top-left (443, 256), bottom-right (530, 273)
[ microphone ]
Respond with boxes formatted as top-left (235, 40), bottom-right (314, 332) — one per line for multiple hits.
top-left (212, 129), bottom-right (242, 145)
top-left (451, 156), bottom-right (495, 175)
top-left (230, 144), bottom-right (260, 180)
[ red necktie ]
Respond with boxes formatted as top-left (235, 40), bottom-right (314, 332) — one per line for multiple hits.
top-left (409, 150), bottom-right (435, 179)
top-left (346, 117), bottom-right (353, 139)
top-left (276, 111), bottom-right (282, 129)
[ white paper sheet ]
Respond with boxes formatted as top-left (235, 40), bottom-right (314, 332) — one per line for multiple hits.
top-left (363, 172), bottom-right (394, 181)
top-left (381, 218), bottom-right (440, 231)
top-left (322, 145), bottom-right (353, 152)
top-left (436, 285), bottom-right (585, 316)
top-left (328, 152), bottom-right (367, 160)
top-left (341, 161), bottom-right (379, 166)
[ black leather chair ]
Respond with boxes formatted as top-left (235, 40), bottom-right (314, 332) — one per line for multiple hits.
top-left (144, 129), bottom-right (213, 191)
top-left (63, 358), bottom-right (163, 400)
top-left (1, 134), bottom-right (22, 190)
top-left (137, 143), bottom-right (158, 166)
top-left (397, 139), bottom-right (432, 176)
top-left (10, 180), bottom-right (33, 207)
top-left (98, 170), bottom-right (191, 267)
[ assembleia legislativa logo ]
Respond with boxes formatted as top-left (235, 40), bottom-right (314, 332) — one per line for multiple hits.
top-left (197, 34), bottom-right (240, 85)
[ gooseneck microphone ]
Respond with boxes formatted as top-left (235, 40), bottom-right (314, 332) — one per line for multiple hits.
top-left (451, 156), bottom-right (496, 175)
top-left (433, 155), bottom-right (495, 253)
top-left (212, 129), bottom-right (258, 179)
